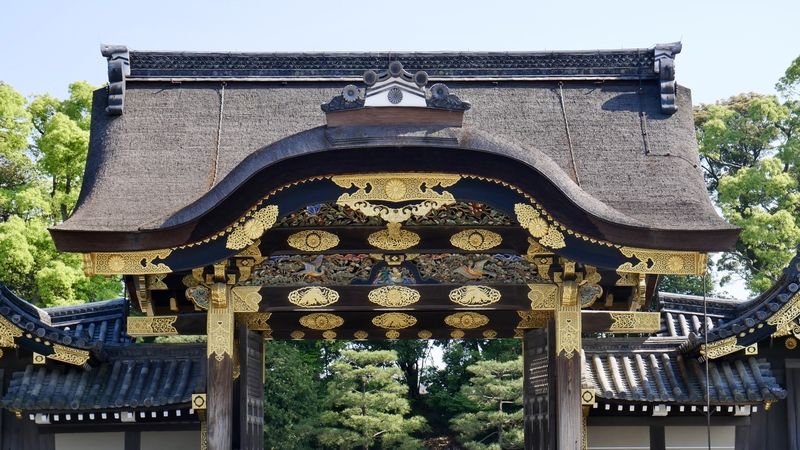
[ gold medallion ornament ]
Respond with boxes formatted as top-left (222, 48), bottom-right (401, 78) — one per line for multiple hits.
top-left (617, 247), bottom-right (707, 276)
top-left (483, 330), bottom-right (498, 339)
top-left (84, 250), bottom-right (172, 276)
top-left (287, 230), bottom-right (340, 252)
top-left (786, 337), bottom-right (798, 350)
top-left (226, 205), bottom-right (279, 250)
top-left (299, 313), bottom-right (344, 330)
top-left (418, 330), bottom-right (433, 339)
top-left (608, 312), bottom-right (661, 333)
top-left (354, 330), bottom-right (369, 340)
top-left (451, 330), bottom-right (465, 339)
top-left (290, 330), bottom-right (305, 340)
top-left (386, 330), bottom-right (401, 339)
top-left (449, 286), bottom-right (501, 307)
top-left (288, 287), bottom-right (340, 308)
top-left (322, 330), bottom-right (337, 339)
top-left (450, 229), bottom-right (502, 251)
top-left (127, 316), bottom-right (179, 337)
top-left (372, 313), bottom-right (417, 329)
top-left (514, 204), bottom-right (566, 249)
top-left (445, 312), bottom-right (489, 329)
top-left (367, 223), bottom-right (420, 250)
top-left (368, 286), bottom-right (420, 307)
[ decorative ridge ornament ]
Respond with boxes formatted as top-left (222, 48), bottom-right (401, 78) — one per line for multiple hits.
top-left (321, 61), bottom-right (470, 113)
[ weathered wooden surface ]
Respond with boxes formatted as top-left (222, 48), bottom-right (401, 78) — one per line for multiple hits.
top-left (524, 326), bottom-right (555, 450)
top-left (555, 347), bottom-right (582, 449)
top-left (207, 295), bottom-right (234, 450)
top-left (239, 324), bottom-right (265, 450)
top-left (649, 426), bottom-right (665, 450)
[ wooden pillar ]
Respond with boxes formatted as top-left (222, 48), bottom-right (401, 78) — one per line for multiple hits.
top-left (207, 281), bottom-right (234, 450)
top-left (555, 280), bottom-right (582, 450)
top-left (650, 425), bottom-right (666, 450)
top-left (523, 326), bottom-right (556, 450)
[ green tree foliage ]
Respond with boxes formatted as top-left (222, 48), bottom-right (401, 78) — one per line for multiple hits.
top-left (318, 349), bottom-right (426, 450)
top-left (0, 81), bottom-right (120, 306)
top-left (695, 87), bottom-right (800, 292)
top-left (450, 358), bottom-right (524, 450)
top-left (352, 340), bottom-right (430, 401)
top-left (263, 341), bottom-right (324, 450)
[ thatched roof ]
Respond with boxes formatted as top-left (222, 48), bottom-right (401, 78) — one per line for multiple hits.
top-left (51, 45), bottom-right (738, 253)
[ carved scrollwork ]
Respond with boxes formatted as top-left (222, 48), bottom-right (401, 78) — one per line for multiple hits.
top-left (528, 284), bottom-right (558, 309)
top-left (617, 247), bottom-right (707, 276)
top-left (49, 344), bottom-right (90, 367)
top-left (700, 336), bottom-right (744, 360)
top-left (445, 312), bottom-right (489, 329)
top-left (86, 250), bottom-right (172, 275)
top-left (451, 330), bottom-right (466, 339)
top-left (514, 204), bottom-right (565, 249)
top-left (386, 330), bottom-right (401, 339)
top-left (367, 223), bottom-right (420, 250)
top-left (287, 230), bottom-right (340, 252)
top-left (768, 292), bottom-right (800, 331)
top-left (237, 313), bottom-right (272, 331)
top-left (208, 308), bottom-right (234, 362)
top-left (354, 330), bottom-right (369, 340)
top-left (483, 330), bottom-right (498, 339)
top-left (127, 316), bottom-right (178, 336)
top-left (322, 330), bottom-right (337, 339)
top-left (290, 331), bottom-right (305, 340)
top-left (556, 311), bottom-right (581, 359)
top-left (0, 316), bottom-right (22, 348)
top-left (418, 330), bottom-right (433, 339)
top-left (226, 205), bottom-right (279, 250)
top-left (368, 286), bottom-right (420, 307)
top-left (608, 312), bottom-right (661, 333)
top-left (288, 287), bottom-right (340, 308)
top-left (450, 229), bottom-right (502, 251)
top-left (449, 286), bottom-right (501, 307)
top-left (231, 286), bottom-right (263, 312)
top-left (372, 313), bottom-right (417, 330)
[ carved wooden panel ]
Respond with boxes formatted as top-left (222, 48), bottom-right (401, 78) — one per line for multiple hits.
top-left (239, 323), bottom-right (265, 450)
top-left (524, 325), bottom-right (555, 450)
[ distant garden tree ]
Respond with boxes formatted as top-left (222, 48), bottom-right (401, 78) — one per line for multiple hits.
top-left (318, 349), bottom-right (426, 450)
top-left (0, 80), bottom-right (120, 306)
top-left (450, 358), bottom-right (524, 450)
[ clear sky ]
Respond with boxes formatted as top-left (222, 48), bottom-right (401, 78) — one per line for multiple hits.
top-left (1, 0), bottom-right (798, 104)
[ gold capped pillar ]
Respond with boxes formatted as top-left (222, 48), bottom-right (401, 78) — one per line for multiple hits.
top-left (206, 263), bottom-right (235, 450)
top-left (555, 280), bottom-right (582, 450)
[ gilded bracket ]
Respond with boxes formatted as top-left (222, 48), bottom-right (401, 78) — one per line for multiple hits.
top-left (700, 336), bottom-right (744, 360)
top-left (231, 286), bottom-right (263, 312)
top-left (0, 316), bottom-right (23, 348)
top-left (516, 311), bottom-right (553, 329)
top-left (127, 316), bottom-right (178, 337)
top-left (608, 312), bottom-right (661, 333)
top-left (528, 284), bottom-right (558, 310)
top-left (617, 247), bottom-right (707, 276)
top-left (49, 344), bottom-right (90, 367)
top-left (556, 281), bottom-right (581, 359)
top-left (83, 250), bottom-right (172, 276)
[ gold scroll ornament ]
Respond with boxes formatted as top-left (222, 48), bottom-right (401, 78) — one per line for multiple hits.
top-left (84, 250), bottom-right (172, 276)
top-left (288, 287), bottom-right (340, 308)
top-left (450, 229), bottom-right (502, 251)
top-left (231, 286), bottom-right (263, 312)
top-left (768, 291), bottom-right (800, 332)
top-left (49, 344), bottom-right (90, 367)
top-left (449, 286), bottom-right (501, 307)
top-left (617, 247), bottom-right (707, 276)
top-left (368, 286), bottom-right (420, 307)
top-left (287, 230), bottom-right (340, 252)
top-left (208, 306), bottom-right (234, 362)
top-left (700, 336), bottom-right (744, 360)
top-left (528, 284), bottom-right (558, 309)
top-left (445, 312), bottom-right (489, 329)
top-left (517, 311), bottom-right (553, 329)
top-left (226, 205), bottom-right (279, 250)
top-left (0, 316), bottom-right (23, 348)
top-left (372, 313), bottom-right (417, 329)
top-left (608, 312), bottom-right (661, 333)
top-left (418, 330), bottom-right (433, 339)
top-left (127, 316), bottom-right (178, 337)
top-left (514, 203), bottom-right (565, 249)
top-left (237, 313), bottom-right (272, 331)
top-left (367, 223), bottom-right (420, 250)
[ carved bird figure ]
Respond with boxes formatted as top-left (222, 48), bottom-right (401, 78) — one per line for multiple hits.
top-left (293, 255), bottom-right (325, 278)
top-left (454, 259), bottom-right (496, 280)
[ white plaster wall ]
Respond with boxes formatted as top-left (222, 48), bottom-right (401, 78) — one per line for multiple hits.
top-left (55, 432), bottom-right (124, 450)
top-left (666, 426), bottom-right (735, 450)
top-left (141, 430), bottom-right (201, 449)
top-left (587, 426), bottom-right (650, 450)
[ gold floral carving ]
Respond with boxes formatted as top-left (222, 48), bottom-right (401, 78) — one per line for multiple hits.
top-left (514, 204), bottom-right (566, 249)
top-left (700, 336), bottom-right (744, 360)
top-left (556, 310), bottom-right (581, 358)
top-left (289, 287), bottom-right (340, 308)
top-left (237, 313), bottom-right (272, 331)
top-left (451, 330), bottom-right (465, 339)
top-left (386, 330), bottom-right (401, 339)
top-left (322, 330), bottom-right (337, 339)
top-left (517, 311), bottom-right (553, 329)
top-left (287, 230), bottom-right (340, 252)
top-left (299, 313), bottom-right (344, 330)
top-left (483, 330), bottom-right (498, 339)
top-left (231, 286), bottom-right (263, 312)
top-left (449, 286), bottom-right (501, 307)
top-left (208, 305), bottom-right (234, 362)
top-left (608, 312), bottom-right (661, 333)
top-left (418, 330), bottom-right (433, 339)
top-left (367, 223), bottom-right (420, 250)
top-left (0, 316), bottom-right (22, 348)
top-left (584, 266), bottom-right (602, 285)
top-left (368, 286), bottom-right (420, 307)
top-left (786, 337), bottom-right (798, 350)
top-left (450, 229), bottom-right (502, 251)
top-left (85, 250), bottom-right (172, 275)
top-left (528, 284), bottom-right (558, 309)
top-left (49, 344), bottom-right (90, 367)
top-left (290, 331), bottom-right (305, 340)
top-left (127, 316), bottom-right (179, 337)
top-left (354, 330), bottom-right (369, 340)
top-left (767, 292), bottom-right (800, 331)
top-left (617, 247), bottom-right (707, 276)
top-left (226, 205), bottom-right (279, 250)
top-left (445, 312), bottom-right (489, 329)
top-left (372, 313), bottom-right (417, 330)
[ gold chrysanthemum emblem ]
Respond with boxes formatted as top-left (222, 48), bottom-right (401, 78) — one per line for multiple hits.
top-left (107, 255), bottom-right (125, 272)
top-left (667, 256), bottom-right (685, 272)
top-left (384, 179), bottom-right (407, 201)
top-left (306, 233), bottom-right (321, 248)
top-left (528, 217), bottom-right (549, 238)
top-left (468, 232), bottom-right (484, 247)
top-left (242, 219), bottom-right (265, 240)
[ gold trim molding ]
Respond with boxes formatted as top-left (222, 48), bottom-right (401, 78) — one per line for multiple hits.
top-left (372, 312), bottom-right (417, 330)
top-left (287, 230), bottom-right (340, 252)
top-left (449, 285), bottom-right (501, 306)
top-left (127, 316), bottom-right (178, 337)
top-left (83, 250), bottom-right (172, 276)
top-left (450, 229), bottom-right (502, 251)
top-left (556, 310), bottom-right (581, 358)
top-left (368, 286), bottom-right (420, 307)
top-left (608, 312), bottom-right (661, 333)
top-left (445, 312), bottom-right (489, 329)
top-left (50, 344), bottom-right (90, 367)
top-left (767, 292), bottom-right (800, 331)
top-left (617, 247), bottom-right (707, 276)
top-left (288, 287), bottom-right (340, 308)
top-left (299, 313), bottom-right (344, 330)
top-left (226, 205), bottom-right (279, 250)
top-left (700, 336), bottom-right (744, 360)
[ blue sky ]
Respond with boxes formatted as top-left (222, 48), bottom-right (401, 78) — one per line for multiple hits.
top-left (2, 0), bottom-right (798, 103)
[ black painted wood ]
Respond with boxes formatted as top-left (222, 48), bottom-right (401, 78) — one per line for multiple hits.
top-left (239, 324), bottom-right (265, 450)
top-left (523, 326), bottom-right (555, 450)
top-left (649, 426), bottom-right (665, 450)
top-left (124, 431), bottom-right (141, 450)
top-left (735, 425), bottom-right (750, 450)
